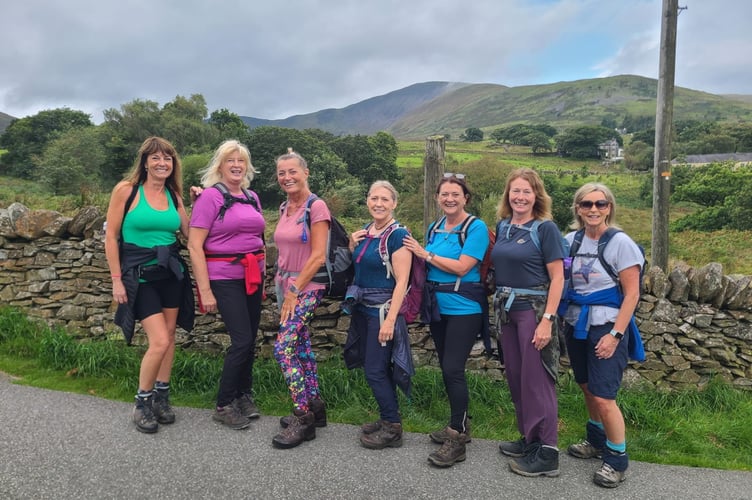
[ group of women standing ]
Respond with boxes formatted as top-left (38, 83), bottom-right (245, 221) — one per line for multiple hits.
top-left (106, 137), bottom-right (642, 489)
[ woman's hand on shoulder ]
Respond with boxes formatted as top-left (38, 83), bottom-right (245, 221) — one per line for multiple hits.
top-left (350, 229), bottom-right (368, 251)
top-left (189, 186), bottom-right (203, 204)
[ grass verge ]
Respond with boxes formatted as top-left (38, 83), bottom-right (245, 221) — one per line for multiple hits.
top-left (1, 305), bottom-right (750, 471)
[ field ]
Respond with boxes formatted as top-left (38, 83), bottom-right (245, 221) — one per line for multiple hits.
top-left (1, 139), bottom-right (751, 275)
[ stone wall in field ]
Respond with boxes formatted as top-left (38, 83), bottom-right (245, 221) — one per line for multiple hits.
top-left (1, 203), bottom-right (751, 391)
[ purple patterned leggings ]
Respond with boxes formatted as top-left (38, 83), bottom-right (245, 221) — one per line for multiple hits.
top-left (273, 290), bottom-right (324, 412)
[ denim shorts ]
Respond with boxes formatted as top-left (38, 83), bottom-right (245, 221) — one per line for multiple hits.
top-left (565, 322), bottom-right (629, 400)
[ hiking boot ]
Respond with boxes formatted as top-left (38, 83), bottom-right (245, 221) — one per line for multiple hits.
top-left (272, 410), bottom-right (316, 449)
top-left (499, 437), bottom-right (542, 458)
top-left (234, 393), bottom-right (260, 419)
top-left (593, 462), bottom-right (626, 488)
top-left (132, 395), bottom-right (158, 434)
top-left (361, 419), bottom-right (385, 434)
top-left (152, 389), bottom-right (176, 425)
top-left (213, 404), bottom-right (251, 430)
top-left (429, 421), bottom-right (471, 444)
top-left (360, 421), bottom-right (403, 450)
top-left (509, 444), bottom-right (560, 478)
top-left (568, 439), bottom-right (602, 459)
top-left (427, 427), bottom-right (469, 468)
top-left (280, 398), bottom-right (327, 428)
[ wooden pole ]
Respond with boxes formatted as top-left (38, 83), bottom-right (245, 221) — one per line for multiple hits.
top-left (652, 0), bottom-right (679, 271)
top-left (423, 135), bottom-right (445, 234)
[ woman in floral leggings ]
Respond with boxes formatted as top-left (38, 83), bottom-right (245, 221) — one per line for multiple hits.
top-left (271, 150), bottom-right (329, 449)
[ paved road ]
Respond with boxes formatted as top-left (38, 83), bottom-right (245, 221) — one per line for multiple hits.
top-left (1, 373), bottom-right (750, 500)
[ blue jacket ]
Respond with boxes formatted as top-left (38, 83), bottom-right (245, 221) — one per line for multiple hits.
top-left (559, 286), bottom-right (645, 362)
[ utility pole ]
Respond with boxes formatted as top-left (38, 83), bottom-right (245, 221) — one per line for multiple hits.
top-left (652, 0), bottom-right (682, 271)
top-left (423, 135), bottom-right (445, 234)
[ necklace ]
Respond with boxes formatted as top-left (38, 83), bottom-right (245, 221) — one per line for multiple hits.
top-left (373, 218), bottom-right (394, 232)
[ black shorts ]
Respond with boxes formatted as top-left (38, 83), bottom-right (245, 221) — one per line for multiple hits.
top-left (133, 278), bottom-right (183, 320)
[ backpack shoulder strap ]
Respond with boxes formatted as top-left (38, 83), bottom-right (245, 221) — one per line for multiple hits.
top-left (570, 228), bottom-right (586, 257)
top-left (528, 219), bottom-right (543, 252)
top-left (378, 222), bottom-right (402, 279)
top-left (457, 215), bottom-right (477, 247)
top-left (120, 183), bottom-right (139, 242)
top-left (597, 227), bottom-right (623, 282)
top-left (426, 216), bottom-right (446, 243)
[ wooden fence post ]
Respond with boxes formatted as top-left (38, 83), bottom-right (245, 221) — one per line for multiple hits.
top-left (423, 135), bottom-right (445, 234)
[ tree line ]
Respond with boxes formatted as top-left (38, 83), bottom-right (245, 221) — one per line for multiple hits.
top-left (0, 94), bottom-right (401, 215)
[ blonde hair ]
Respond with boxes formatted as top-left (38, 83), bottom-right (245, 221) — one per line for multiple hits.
top-left (571, 182), bottom-right (619, 230)
top-left (200, 140), bottom-right (255, 188)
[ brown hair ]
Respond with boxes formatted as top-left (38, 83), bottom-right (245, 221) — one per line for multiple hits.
top-left (124, 137), bottom-right (183, 198)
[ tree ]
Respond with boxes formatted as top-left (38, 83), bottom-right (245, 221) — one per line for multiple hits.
top-left (624, 140), bottom-right (654, 171)
top-left (0, 108), bottom-right (93, 178)
top-left (35, 126), bottom-right (107, 195)
top-left (160, 94), bottom-right (214, 154)
top-left (527, 132), bottom-right (553, 154)
top-left (460, 127), bottom-right (484, 142)
top-left (555, 125), bottom-right (614, 159)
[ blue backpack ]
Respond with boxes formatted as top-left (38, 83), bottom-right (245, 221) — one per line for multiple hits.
top-left (495, 218), bottom-right (571, 262)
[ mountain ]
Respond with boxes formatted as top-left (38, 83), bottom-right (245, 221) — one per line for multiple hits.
top-left (240, 75), bottom-right (752, 139)
top-left (0, 111), bottom-right (15, 134)
top-left (240, 81), bottom-right (472, 135)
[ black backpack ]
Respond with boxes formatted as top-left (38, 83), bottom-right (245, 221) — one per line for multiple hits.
top-left (212, 182), bottom-right (260, 220)
top-left (283, 194), bottom-right (353, 298)
top-left (570, 227), bottom-right (646, 292)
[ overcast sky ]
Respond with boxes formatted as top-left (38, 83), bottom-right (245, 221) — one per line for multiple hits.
top-left (2, 0), bottom-right (750, 123)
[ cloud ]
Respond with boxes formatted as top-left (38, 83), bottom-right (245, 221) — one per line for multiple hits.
top-left (1, 0), bottom-right (750, 122)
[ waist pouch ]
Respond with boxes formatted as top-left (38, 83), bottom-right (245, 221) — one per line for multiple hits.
top-left (138, 264), bottom-right (173, 282)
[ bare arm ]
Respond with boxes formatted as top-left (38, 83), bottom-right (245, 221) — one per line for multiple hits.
top-left (104, 182), bottom-right (133, 304)
top-left (187, 226), bottom-right (216, 313)
top-left (402, 234), bottom-right (478, 277)
top-left (532, 259), bottom-right (565, 350)
top-left (279, 218), bottom-right (329, 321)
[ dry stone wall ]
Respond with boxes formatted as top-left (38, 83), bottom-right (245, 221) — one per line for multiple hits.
top-left (1, 203), bottom-right (751, 391)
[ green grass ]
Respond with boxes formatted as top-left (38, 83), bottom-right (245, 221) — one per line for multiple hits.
top-left (0, 306), bottom-right (750, 471)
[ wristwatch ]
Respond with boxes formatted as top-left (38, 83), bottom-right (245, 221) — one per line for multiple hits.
top-left (542, 313), bottom-right (556, 321)
top-left (609, 329), bottom-right (624, 340)
top-left (426, 252), bottom-right (435, 263)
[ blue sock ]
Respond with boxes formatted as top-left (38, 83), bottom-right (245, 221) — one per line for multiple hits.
top-left (606, 440), bottom-right (626, 453)
top-left (154, 381), bottom-right (169, 391)
top-left (588, 419), bottom-right (604, 430)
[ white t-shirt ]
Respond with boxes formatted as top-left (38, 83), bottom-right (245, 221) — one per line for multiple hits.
top-left (563, 230), bottom-right (643, 327)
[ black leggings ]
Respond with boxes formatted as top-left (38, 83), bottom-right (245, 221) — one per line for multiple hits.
top-left (430, 313), bottom-right (482, 432)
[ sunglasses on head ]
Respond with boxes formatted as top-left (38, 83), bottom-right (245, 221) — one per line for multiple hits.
top-left (443, 172), bottom-right (465, 180)
top-left (578, 200), bottom-right (610, 210)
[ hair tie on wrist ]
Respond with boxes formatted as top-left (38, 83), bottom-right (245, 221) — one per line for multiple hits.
top-left (111, 274), bottom-right (121, 278)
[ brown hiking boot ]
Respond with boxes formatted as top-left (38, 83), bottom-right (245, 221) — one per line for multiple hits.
top-left (429, 422), bottom-right (471, 444)
top-left (213, 404), bottom-right (251, 430)
top-left (360, 421), bottom-right (403, 449)
top-left (360, 419), bottom-right (385, 434)
top-left (279, 398), bottom-right (327, 428)
top-left (152, 389), bottom-right (176, 425)
top-left (272, 410), bottom-right (316, 449)
top-left (427, 427), bottom-right (469, 467)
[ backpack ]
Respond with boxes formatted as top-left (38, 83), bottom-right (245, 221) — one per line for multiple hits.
top-left (212, 182), bottom-right (261, 220)
top-left (427, 215), bottom-right (496, 295)
top-left (496, 218), bottom-right (571, 260)
top-left (283, 194), bottom-right (353, 298)
top-left (372, 222), bottom-right (426, 323)
top-left (569, 227), bottom-right (646, 292)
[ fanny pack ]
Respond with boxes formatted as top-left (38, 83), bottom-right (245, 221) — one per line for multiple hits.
top-left (138, 264), bottom-right (173, 282)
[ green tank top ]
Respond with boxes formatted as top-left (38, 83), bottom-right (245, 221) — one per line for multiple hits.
top-left (122, 184), bottom-right (180, 248)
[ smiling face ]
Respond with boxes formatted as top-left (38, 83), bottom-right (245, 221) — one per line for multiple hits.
top-left (577, 190), bottom-right (612, 231)
top-left (276, 157), bottom-right (308, 196)
top-left (145, 151), bottom-right (173, 182)
top-left (436, 179), bottom-right (467, 217)
top-left (219, 151), bottom-right (247, 186)
top-left (367, 186), bottom-right (396, 224)
top-left (508, 177), bottom-right (536, 220)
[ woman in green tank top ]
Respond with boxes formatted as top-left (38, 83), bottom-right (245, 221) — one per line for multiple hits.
top-left (105, 136), bottom-right (194, 434)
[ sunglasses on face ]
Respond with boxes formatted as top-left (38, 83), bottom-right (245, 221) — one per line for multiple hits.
top-left (578, 200), bottom-right (610, 210)
top-left (443, 172), bottom-right (466, 180)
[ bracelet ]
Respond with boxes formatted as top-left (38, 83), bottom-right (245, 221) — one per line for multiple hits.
top-left (111, 274), bottom-right (122, 279)
top-left (426, 252), bottom-right (435, 263)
